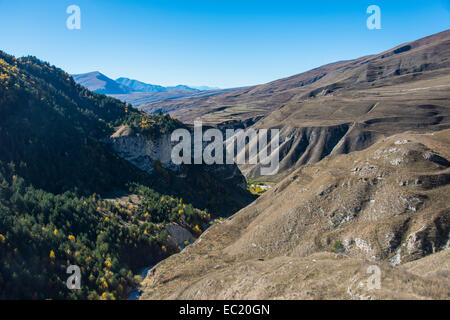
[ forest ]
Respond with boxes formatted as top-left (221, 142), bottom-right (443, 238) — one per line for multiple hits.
top-left (0, 51), bottom-right (212, 299)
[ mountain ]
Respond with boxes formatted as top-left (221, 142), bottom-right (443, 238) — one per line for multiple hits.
top-left (0, 53), bottom-right (253, 221)
top-left (73, 74), bottom-right (227, 106)
top-left (142, 30), bottom-right (450, 183)
top-left (141, 29), bottom-right (450, 126)
top-left (71, 71), bottom-right (132, 94)
top-left (0, 51), bottom-right (254, 299)
top-left (115, 77), bottom-right (200, 93)
top-left (192, 86), bottom-right (220, 91)
top-left (3, 29), bottom-right (449, 300)
top-left (115, 77), bottom-right (167, 93)
top-left (139, 30), bottom-right (450, 300)
top-left (109, 87), bottom-right (247, 109)
top-left (166, 84), bottom-right (198, 91)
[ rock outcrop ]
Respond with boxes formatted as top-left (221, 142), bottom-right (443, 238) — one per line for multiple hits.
top-left (103, 125), bottom-right (256, 217)
top-left (105, 125), bottom-right (179, 174)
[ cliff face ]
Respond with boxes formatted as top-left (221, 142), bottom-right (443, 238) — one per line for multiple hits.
top-left (104, 125), bottom-right (255, 217)
top-left (139, 129), bottom-right (450, 300)
top-left (105, 125), bottom-right (179, 174)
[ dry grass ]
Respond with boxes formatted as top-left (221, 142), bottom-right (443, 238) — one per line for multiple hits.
top-left (140, 130), bottom-right (450, 300)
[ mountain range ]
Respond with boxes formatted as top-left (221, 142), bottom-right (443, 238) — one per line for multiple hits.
top-left (71, 71), bottom-right (227, 106)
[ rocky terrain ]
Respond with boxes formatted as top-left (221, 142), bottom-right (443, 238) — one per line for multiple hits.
top-left (140, 129), bottom-right (450, 299)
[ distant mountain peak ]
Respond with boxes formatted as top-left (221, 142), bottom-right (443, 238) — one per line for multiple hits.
top-left (166, 84), bottom-right (199, 91)
top-left (72, 73), bottom-right (220, 102)
top-left (72, 71), bottom-right (132, 94)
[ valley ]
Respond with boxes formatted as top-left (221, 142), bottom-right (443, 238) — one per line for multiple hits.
top-left (0, 28), bottom-right (449, 301)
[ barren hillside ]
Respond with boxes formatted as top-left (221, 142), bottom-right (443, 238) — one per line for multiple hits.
top-left (140, 129), bottom-right (450, 300)
top-left (142, 30), bottom-right (450, 126)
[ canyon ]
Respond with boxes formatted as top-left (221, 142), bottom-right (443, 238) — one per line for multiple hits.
top-left (138, 30), bottom-right (450, 300)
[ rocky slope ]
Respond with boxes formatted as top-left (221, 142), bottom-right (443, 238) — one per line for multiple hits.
top-left (105, 125), bottom-right (178, 174)
top-left (142, 30), bottom-right (450, 182)
top-left (140, 129), bottom-right (450, 300)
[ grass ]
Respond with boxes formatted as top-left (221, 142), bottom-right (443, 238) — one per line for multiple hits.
top-left (333, 241), bottom-right (345, 253)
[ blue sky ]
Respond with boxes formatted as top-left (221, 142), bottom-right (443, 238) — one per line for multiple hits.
top-left (0, 0), bottom-right (449, 88)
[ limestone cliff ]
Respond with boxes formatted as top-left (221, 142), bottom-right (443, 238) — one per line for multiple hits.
top-left (103, 125), bottom-right (255, 217)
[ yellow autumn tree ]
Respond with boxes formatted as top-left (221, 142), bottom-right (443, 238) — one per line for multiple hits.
top-left (99, 292), bottom-right (116, 300)
top-left (49, 250), bottom-right (55, 259)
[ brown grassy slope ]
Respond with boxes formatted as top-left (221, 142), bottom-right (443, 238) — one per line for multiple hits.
top-left (243, 30), bottom-right (450, 181)
top-left (141, 29), bottom-right (450, 126)
top-left (140, 129), bottom-right (450, 300)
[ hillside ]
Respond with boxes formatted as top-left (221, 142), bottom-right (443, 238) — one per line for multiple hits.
top-left (0, 52), bottom-right (253, 215)
top-left (142, 29), bottom-right (450, 127)
top-left (143, 30), bottom-right (450, 182)
top-left (140, 129), bottom-right (450, 300)
top-left (0, 51), bottom-right (253, 299)
top-left (139, 30), bottom-right (450, 300)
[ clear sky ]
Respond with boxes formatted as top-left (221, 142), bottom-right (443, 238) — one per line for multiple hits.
top-left (0, 0), bottom-right (449, 88)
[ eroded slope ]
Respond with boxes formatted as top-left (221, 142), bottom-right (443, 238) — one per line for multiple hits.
top-left (140, 130), bottom-right (450, 300)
